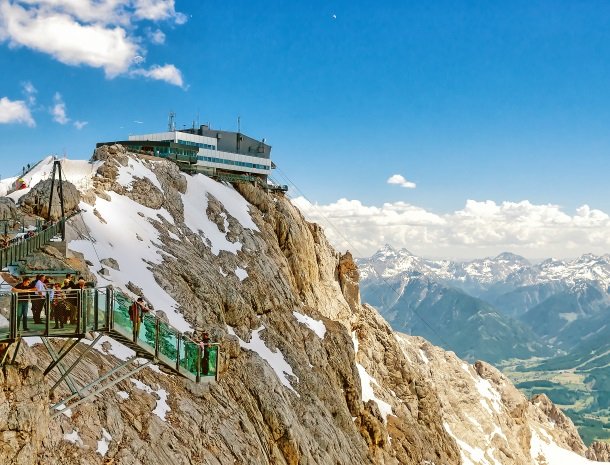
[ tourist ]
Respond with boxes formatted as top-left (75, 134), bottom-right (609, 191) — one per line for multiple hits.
top-left (31, 274), bottom-right (46, 324)
top-left (129, 297), bottom-right (149, 341)
top-left (62, 274), bottom-right (77, 324)
top-left (12, 277), bottom-right (34, 331)
top-left (200, 332), bottom-right (211, 375)
top-left (52, 283), bottom-right (67, 329)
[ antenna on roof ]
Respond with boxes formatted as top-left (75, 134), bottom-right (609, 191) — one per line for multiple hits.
top-left (237, 115), bottom-right (241, 133)
top-left (168, 112), bottom-right (176, 131)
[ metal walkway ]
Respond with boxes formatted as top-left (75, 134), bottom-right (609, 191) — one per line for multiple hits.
top-left (0, 287), bottom-right (219, 385)
top-left (0, 218), bottom-right (67, 271)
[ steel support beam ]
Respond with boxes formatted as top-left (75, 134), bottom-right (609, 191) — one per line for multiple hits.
top-left (43, 337), bottom-right (81, 376)
top-left (51, 358), bottom-right (151, 418)
top-left (41, 338), bottom-right (80, 396)
top-left (9, 337), bottom-right (21, 365)
top-left (50, 334), bottom-right (102, 394)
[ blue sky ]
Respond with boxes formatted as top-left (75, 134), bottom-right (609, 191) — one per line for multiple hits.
top-left (2, 1), bottom-right (610, 258)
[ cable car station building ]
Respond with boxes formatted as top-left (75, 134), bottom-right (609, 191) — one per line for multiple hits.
top-left (97, 124), bottom-right (274, 183)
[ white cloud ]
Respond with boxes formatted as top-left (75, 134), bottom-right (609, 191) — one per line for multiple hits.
top-left (0, 96), bottom-right (35, 126)
top-left (0, 1), bottom-right (138, 77)
top-left (148, 28), bottom-right (165, 44)
top-left (0, 0), bottom-right (185, 82)
top-left (21, 80), bottom-right (36, 104)
top-left (387, 174), bottom-right (416, 189)
top-left (50, 92), bottom-right (69, 124)
top-left (73, 120), bottom-right (88, 129)
top-left (131, 63), bottom-right (184, 87)
top-left (292, 197), bottom-right (610, 259)
top-left (134, 0), bottom-right (183, 22)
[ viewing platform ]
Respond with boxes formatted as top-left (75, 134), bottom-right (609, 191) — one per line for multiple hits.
top-left (0, 287), bottom-right (218, 384)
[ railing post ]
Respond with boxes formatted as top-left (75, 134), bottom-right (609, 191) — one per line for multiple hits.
top-left (196, 343), bottom-right (202, 383)
top-left (107, 288), bottom-right (113, 330)
top-left (154, 317), bottom-right (160, 358)
top-left (77, 289), bottom-right (82, 335)
top-left (176, 335), bottom-right (181, 372)
top-left (214, 345), bottom-right (220, 382)
top-left (45, 290), bottom-right (50, 336)
top-left (10, 293), bottom-right (16, 340)
top-left (93, 289), bottom-right (98, 332)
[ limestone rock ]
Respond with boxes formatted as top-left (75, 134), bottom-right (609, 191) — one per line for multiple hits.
top-left (0, 197), bottom-right (18, 222)
top-left (0, 365), bottom-right (49, 465)
top-left (100, 258), bottom-right (120, 271)
top-left (587, 442), bottom-right (610, 461)
top-left (20, 179), bottom-right (80, 220)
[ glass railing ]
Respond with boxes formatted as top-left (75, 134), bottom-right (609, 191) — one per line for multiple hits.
top-left (95, 288), bottom-right (109, 331)
top-left (110, 289), bottom-right (219, 382)
top-left (1, 286), bottom-right (220, 383)
top-left (0, 293), bottom-right (11, 342)
top-left (110, 290), bottom-right (133, 340)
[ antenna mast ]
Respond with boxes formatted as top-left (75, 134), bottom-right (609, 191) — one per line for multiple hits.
top-left (168, 112), bottom-right (176, 131)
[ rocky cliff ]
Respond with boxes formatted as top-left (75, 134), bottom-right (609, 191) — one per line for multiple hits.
top-left (0, 147), bottom-right (605, 465)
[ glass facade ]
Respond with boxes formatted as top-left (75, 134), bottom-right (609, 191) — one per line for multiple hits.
top-left (197, 155), bottom-right (270, 171)
top-left (177, 139), bottom-right (216, 150)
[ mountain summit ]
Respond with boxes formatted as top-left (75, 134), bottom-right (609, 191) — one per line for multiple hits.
top-left (0, 148), bottom-right (605, 464)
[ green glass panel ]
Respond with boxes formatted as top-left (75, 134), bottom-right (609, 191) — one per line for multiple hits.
top-left (157, 320), bottom-right (178, 367)
top-left (137, 312), bottom-right (156, 356)
top-left (179, 338), bottom-right (199, 378)
top-left (96, 289), bottom-right (108, 330)
top-left (203, 346), bottom-right (218, 377)
top-left (61, 289), bottom-right (80, 335)
top-left (0, 294), bottom-right (11, 341)
top-left (112, 291), bottom-right (133, 339)
top-left (83, 289), bottom-right (95, 332)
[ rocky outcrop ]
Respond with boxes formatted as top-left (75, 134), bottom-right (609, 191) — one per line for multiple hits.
top-left (588, 442), bottom-right (610, 461)
top-left (0, 365), bottom-right (49, 465)
top-left (338, 252), bottom-right (360, 312)
top-left (530, 393), bottom-right (586, 455)
top-left (20, 179), bottom-right (80, 220)
top-left (0, 197), bottom-right (18, 222)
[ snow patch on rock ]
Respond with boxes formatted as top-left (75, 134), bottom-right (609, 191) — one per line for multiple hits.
top-left (293, 311), bottom-right (326, 339)
top-left (228, 325), bottom-right (299, 396)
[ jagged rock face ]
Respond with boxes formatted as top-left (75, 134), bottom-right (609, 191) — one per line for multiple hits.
top-left (396, 337), bottom-right (594, 465)
top-left (0, 150), bottom-right (601, 465)
top-left (338, 252), bottom-right (361, 312)
top-left (0, 197), bottom-right (18, 222)
top-left (588, 442), bottom-right (610, 461)
top-left (20, 179), bottom-right (80, 220)
top-left (0, 365), bottom-right (49, 465)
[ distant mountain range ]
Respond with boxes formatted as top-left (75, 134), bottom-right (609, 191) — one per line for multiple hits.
top-left (358, 245), bottom-right (610, 443)
top-left (357, 245), bottom-right (610, 361)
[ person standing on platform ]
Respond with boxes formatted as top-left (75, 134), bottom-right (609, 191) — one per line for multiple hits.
top-left (31, 274), bottom-right (47, 324)
top-left (62, 274), bottom-right (77, 324)
top-left (12, 277), bottom-right (35, 331)
top-left (200, 332), bottom-right (211, 375)
top-left (52, 282), bottom-right (67, 329)
top-left (130, 297), bottom-right (149, 341)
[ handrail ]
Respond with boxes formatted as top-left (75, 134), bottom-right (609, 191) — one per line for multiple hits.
top-left (0, 209), bottom-right (82, 271)
top-left (0, 286), bottom-right (219, 383)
